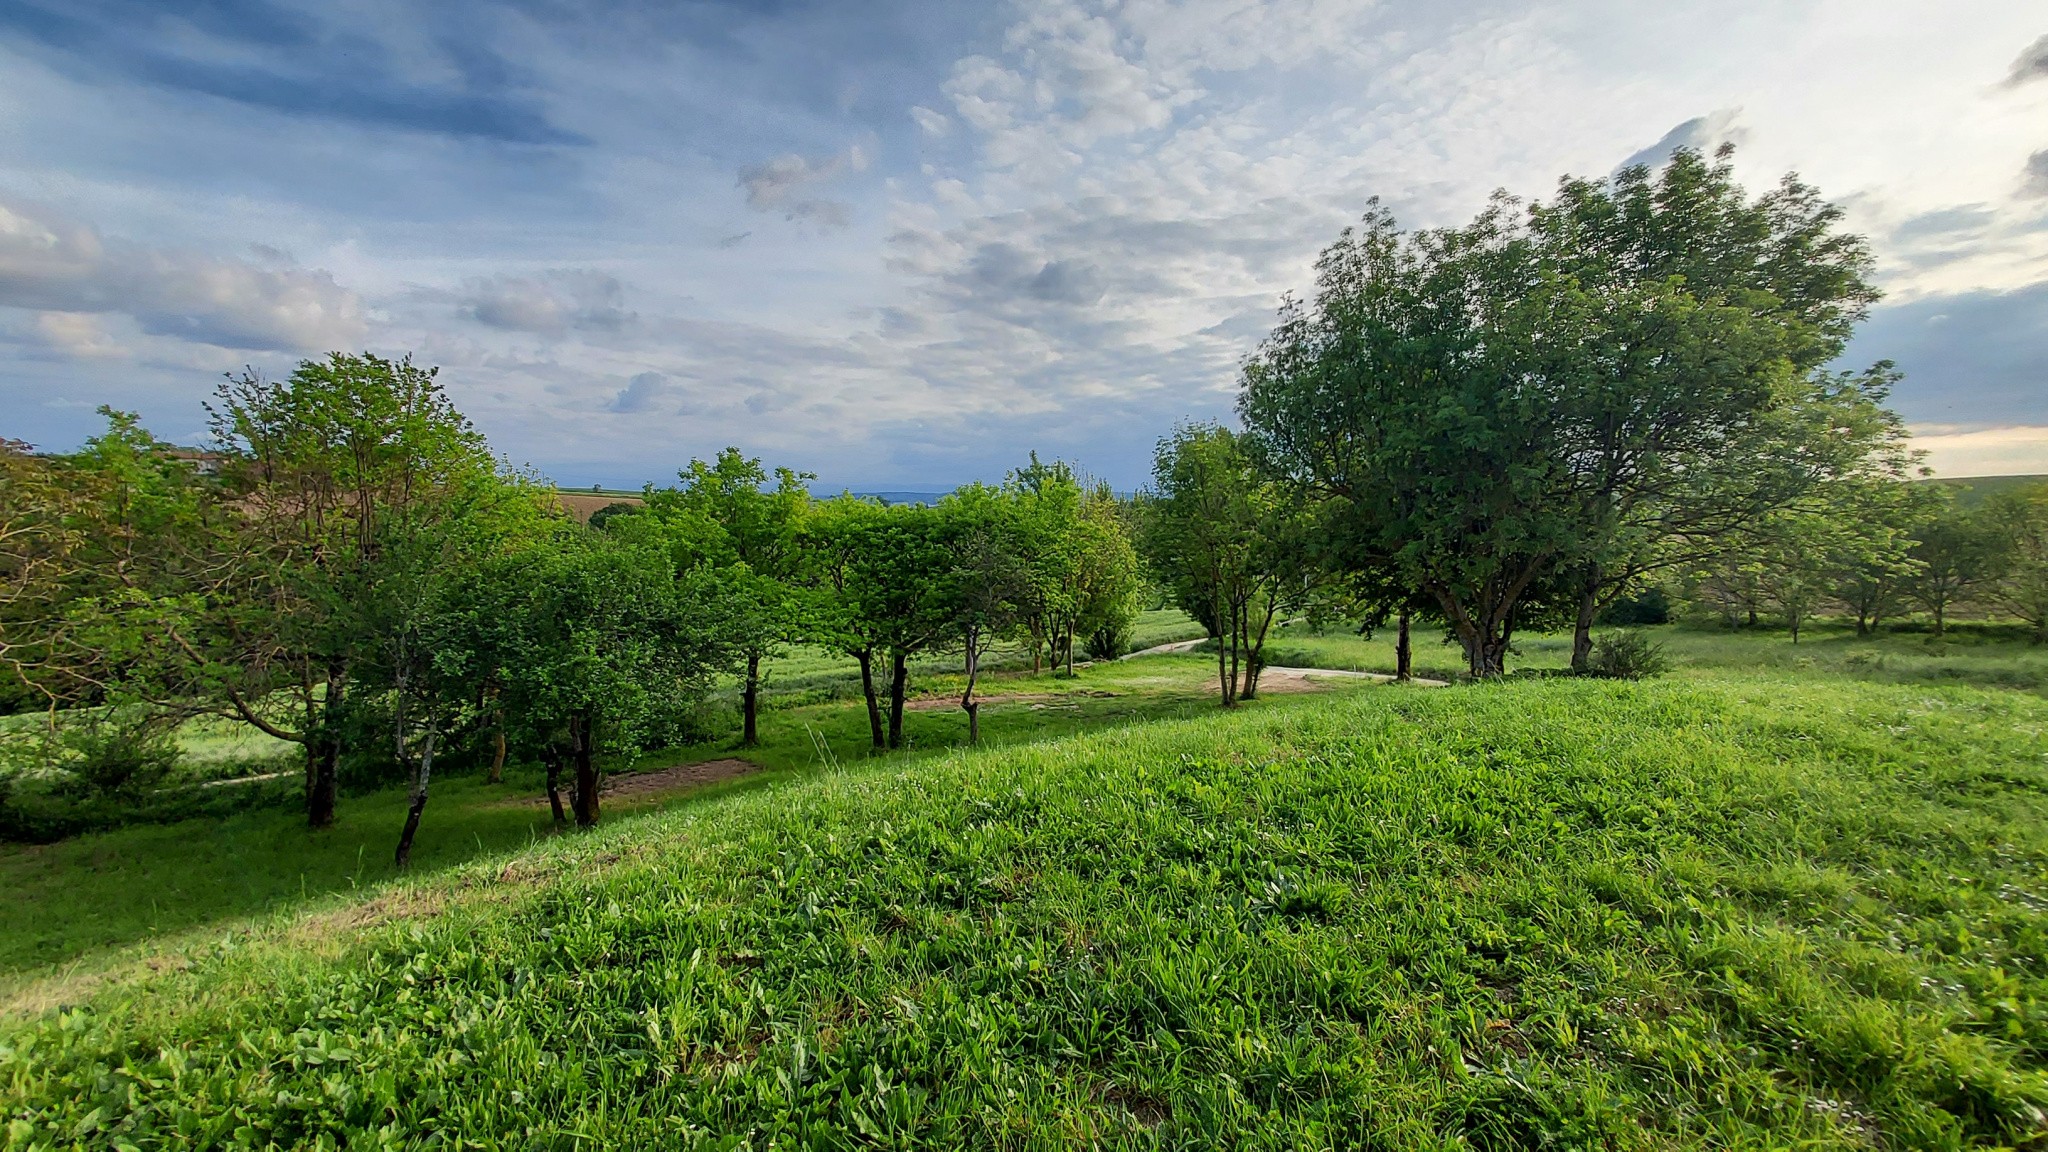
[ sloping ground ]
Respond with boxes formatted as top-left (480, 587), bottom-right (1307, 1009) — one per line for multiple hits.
top-left (5, 674), bottom-right (2048, 1148)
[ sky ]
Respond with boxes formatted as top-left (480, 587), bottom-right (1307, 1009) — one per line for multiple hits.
top-left (0, 1), bottom-right (2044, 491)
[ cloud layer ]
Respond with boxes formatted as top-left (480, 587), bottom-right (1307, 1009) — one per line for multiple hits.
top-left (0, 1), bottom-right (2045, 485)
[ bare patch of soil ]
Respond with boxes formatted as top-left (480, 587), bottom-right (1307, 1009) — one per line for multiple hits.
top-left (906, 690), bottom-right (1121, 712)
top-left (603, 759), bottom-right (760, 800)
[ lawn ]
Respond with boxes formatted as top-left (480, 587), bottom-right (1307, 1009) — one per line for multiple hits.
top-left (3, 656), bottom-right (2047, 1147)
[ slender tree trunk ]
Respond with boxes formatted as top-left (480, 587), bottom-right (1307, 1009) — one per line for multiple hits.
top-left (542, 748), bottom-right (567, 825)
top-left (1395, 608), bottom-right (1412, 681)
top-left (855, 648), bottom-right (884, 750)
top-left (1571, 568), bottom-right (1600, 674)
top-left (1214, 595), bottom-right (1233, 707)
top-left (489, 723), bottom-right (507, 784)
top-left (571, 711), bottom-right (600, 828)
top-left (394, 730), bottom-right (437, 868)
top-left (307, 664), bottom-right (345, 828)
top-left (741, 652), bottom-right (761, 746)
top-left (1933, 601), bottom-right (1947, 638)
top-left (887, 649), bottom-right (909, 749)
top-left (961, 632), bottom-right (982, 745)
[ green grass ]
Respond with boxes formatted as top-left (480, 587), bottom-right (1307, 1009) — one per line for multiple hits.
top-left (5, 663), bottom-right (2048, 1147)
top-left (0, 653), bottom-right (1298, 981)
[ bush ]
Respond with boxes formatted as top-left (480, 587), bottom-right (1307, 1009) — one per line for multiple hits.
top-left (1085, 623), bottom-right (1132, 661)
top-left (1587, 631), bottom-right (1668, 680)
top-left (1598, 586), bottom-right (1671, 626)
top-left (58, 712), bottom-right (180, 799)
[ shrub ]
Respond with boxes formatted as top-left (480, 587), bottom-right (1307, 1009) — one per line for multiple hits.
top-left (58, 712), bottom-right (180, 799)
top-left (1598, 586), bottom-right (1671, 626)
top-left (1587, 631), bottom-right (1668, 680)
top-left (1085, 623), bottom-right (1132, 661)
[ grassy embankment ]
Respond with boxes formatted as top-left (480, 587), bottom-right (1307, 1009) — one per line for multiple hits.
top-left (3, 646), bottom-right (2048, 1146)
top-left (0, 609), bottom-right (1210, 979)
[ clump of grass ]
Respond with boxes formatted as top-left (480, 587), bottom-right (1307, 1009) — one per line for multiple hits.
top-left (4, 673), bottom-right (2046, 1147)
top-left (1586, 630), bottom-right (1668, 679)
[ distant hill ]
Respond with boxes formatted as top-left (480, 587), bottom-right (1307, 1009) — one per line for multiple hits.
top-left (1921, 475), bottom-right (2048, 506)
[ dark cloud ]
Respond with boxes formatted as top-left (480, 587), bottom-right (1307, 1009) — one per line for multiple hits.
top-left (2026, 150), bottom-right (2048, 198)
top-left (1894, 206), bottom-right (1996, 239)
top-left (458, 271), bottom-right (628, 334)
top-left (1616, 109), bottom-right (1746, 174)
top-left (608, 370), bottom-right (669, 413)
top-left (0, 195), bottom-right (362, 351)
top-left (1849, 281), bottom-right (2048, 425)
top-left (966, 243), bottom-right (1105, 307)
top-left (2005, 33), bottom-right (2048, 87)
top-left (0, 1), bottom-right (582, 144)
top-left (737, 148), bottom-right (865, 227)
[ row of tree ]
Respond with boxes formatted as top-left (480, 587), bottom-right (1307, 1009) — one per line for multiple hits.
top-left (1, 356), bottom-right (1140, 858)
top-left (1684, 479), bottom-right (2048, 641)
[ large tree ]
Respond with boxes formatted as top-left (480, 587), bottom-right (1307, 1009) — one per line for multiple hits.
top-left (1240, 149), bottom-right (1894, 675)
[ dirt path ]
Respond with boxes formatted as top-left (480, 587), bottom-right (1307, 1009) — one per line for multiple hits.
top-left (1259, 666), bottom-right (1448, 689)
top-left (906, 690), bottom-right (1121, 712)
top-left (1120, 638), bottom-right (1206, 659)
top-left (506, 758), bottom-right (760, 808)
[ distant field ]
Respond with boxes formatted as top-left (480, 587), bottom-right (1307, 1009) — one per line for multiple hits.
top-left (1921, 473), bottom-right (2047, 505)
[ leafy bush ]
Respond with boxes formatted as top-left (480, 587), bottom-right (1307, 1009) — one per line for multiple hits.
top-left (58, 712), bottom-right (181, 798)
top-left (1587, 630), bottom-right (1668, 679)
top-left (1598, 586), bottom-right (1671, 626)
top-left (1085, 622), bottom-right (1132, 661)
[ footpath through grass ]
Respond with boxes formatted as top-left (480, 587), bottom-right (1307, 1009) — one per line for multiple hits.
top-left (5, 671), bottom-right (2047, 1148)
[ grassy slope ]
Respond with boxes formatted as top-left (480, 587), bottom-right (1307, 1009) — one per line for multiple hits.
top-left (0, 650), bottom-right (1237, 978)
top-left (5, 671), bottom-right (2048, 1148)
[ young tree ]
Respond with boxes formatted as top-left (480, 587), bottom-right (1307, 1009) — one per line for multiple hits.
top-left (1906, 492), bottom-right (2005, 637)
top-left (480, 531), bottom-right (734, 826)
top-left (640, 448), bottom-right (812, 746)
top-left (1988, 484), bottom-right (2048, 643)
top-left (1141, 425), bottom-right (1317, 704)
top-left (938, 484), bottom-right (1028, 744)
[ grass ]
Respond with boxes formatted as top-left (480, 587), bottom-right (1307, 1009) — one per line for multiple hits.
top-left (4, 658), bottom-right (2048, 1146)
top-left (0, 651), bottom-right (1298, 981)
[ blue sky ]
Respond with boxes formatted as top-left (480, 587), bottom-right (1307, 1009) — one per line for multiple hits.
top-left (1, 0), bottom-right (2044, 490)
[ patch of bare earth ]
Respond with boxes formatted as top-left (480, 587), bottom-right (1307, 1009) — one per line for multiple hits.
top-left (906, 690), bottom-right (1121, 712)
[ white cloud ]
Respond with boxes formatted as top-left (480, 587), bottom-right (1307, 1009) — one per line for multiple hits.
top-left (0, 197), bottom-right (364, 353)
top-left (736, 145), bottom-right (870, 227)
top-left (910, 106), bottom-right (952, 136)
top-left (458, 270), bottom-right (630, 335)
top-left (1912, 424), bottom-right (2048, 478)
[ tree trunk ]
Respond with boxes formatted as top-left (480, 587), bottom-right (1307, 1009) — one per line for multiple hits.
top-left (886, 649), bottom-right (909, 749)
top-left (394, 730), bottom-right (437, 868)
top-left (1570, 570), bottom-right (1600, 674)
top-left (1215, 614), bottom-right (1233, 706)
top-left (571, 711), bottom-right (600, 828)
top-left (961, 633), bottom-right (982, 745)
top-left (856, 648), bottom-right (884, 750)
top-left (307, 665), bottom-right (345, 828)
top-left (1395, 609), bottom-right (1412, 681)
top-left (741, 652), bottom-right (761, 746)
top-left (542, 748), bottom-right (567, 825)
top-left (489, 725), bottom-right (507, 784)
top-left (1933, 601), bottom-right (1947, 638)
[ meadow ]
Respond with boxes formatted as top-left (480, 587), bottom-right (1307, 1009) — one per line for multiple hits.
top-left (2, 622), bottom-right (2047, 1146)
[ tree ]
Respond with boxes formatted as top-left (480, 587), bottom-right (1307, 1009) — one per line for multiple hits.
top-left (1240, 151), bottom-right (1894, 675)
top-left (1987, 484), bottom-right (2048, 643)
top-left (1906, 492), bottom-right (2004, 637)
top-left (1526, 147), bottom-right (1882, 668)
top-left (640, 449), bottom-right (811, 746)
top-left (800, 498), bottom-right (954, 750)
top-left (191, 353), bottom-right (498, 827)
top-left (938, 484), bottom-right (1028, 744)
top-left (479, 531), bottom-right (734, 826)
top-left (1141, 425), bottom-right (1317, 705)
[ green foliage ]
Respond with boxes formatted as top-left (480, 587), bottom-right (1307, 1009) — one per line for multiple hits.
top-left (1584, 630), bottom-right (1668, 679)
top-left (1240, 147), bottom-right (1891, 676)
top-left (6, 672), bottom-right (2048, 1146)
